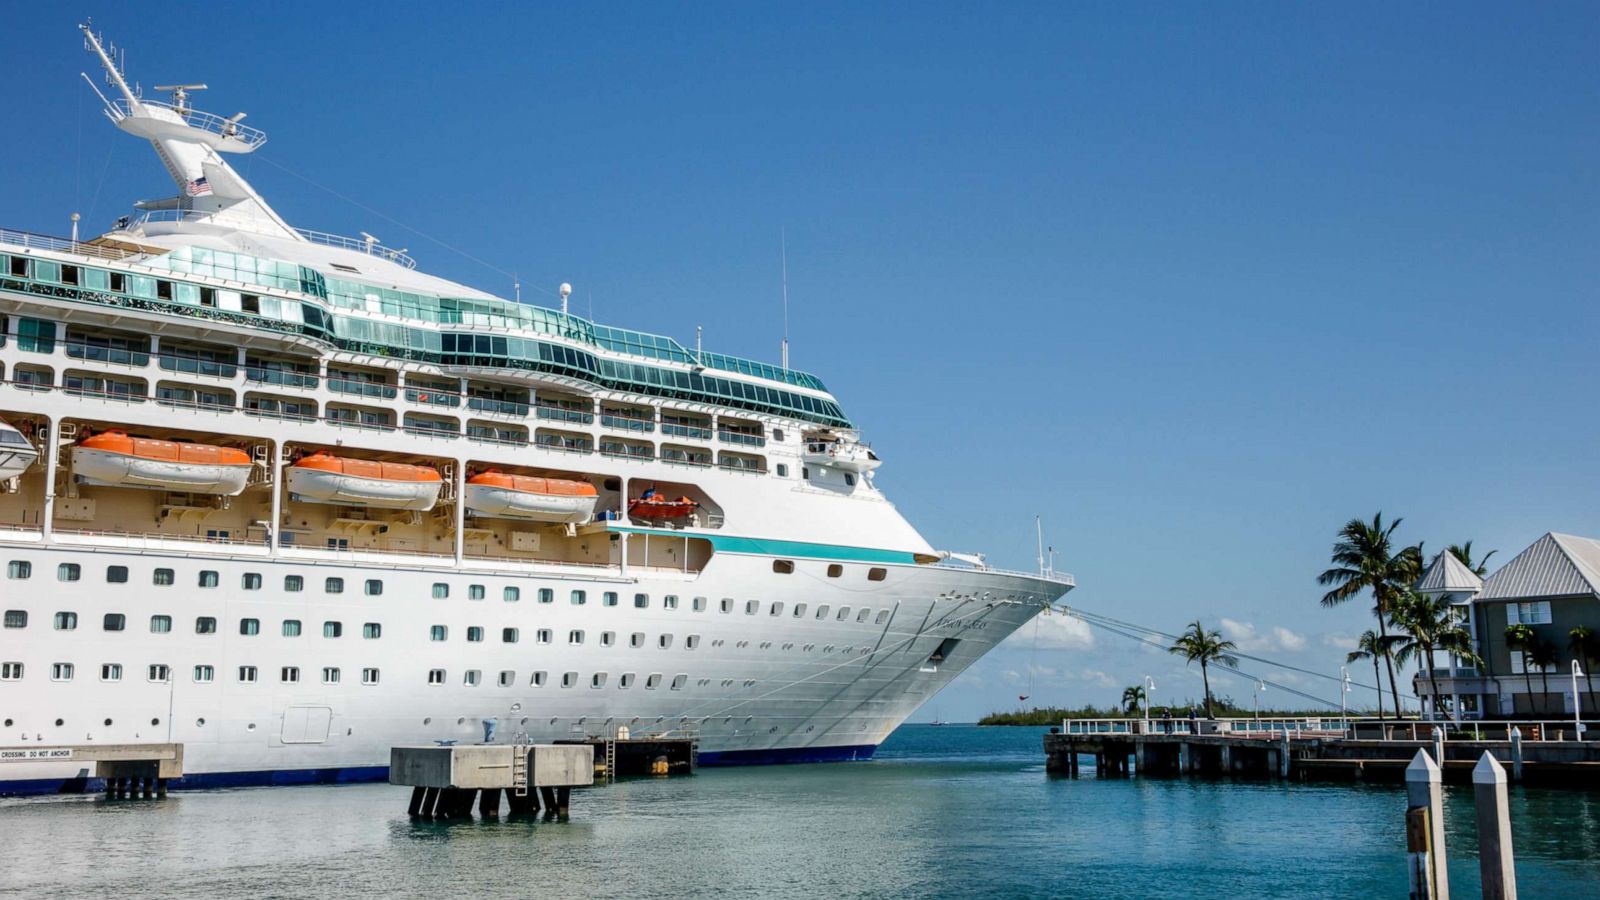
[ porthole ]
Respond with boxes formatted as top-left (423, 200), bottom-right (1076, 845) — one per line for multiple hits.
top-left (456, 717), bottom-right (465, 725)
top-left (519, 717), bottom-right (528, 726)
top-left (247, 723), bottom-right (256, 732)
top-left (549, 717), bottom-right (558, 725)
top-left (54, 718), bottom-right (64, 727)
top-left (423, 717), bottom-right (432, 726)
top-left (151, 718), bottom-right (160, 726)
top-left (769, 727), bottom-right (779, 734)
top-left (3, 718), bottom-right (11, 727)
top-left (103, 718), bottom-right (112, 726)
top-left (196, 718), bottom-right (206, 727)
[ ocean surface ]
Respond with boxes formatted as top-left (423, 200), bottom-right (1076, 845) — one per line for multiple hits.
top-left (3, 725), bottom-right (1598, 899)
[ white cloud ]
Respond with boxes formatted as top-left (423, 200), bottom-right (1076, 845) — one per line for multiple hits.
top-left (999, 610), bottom-right (1094, 650)
top-left (1220, 618), bottom-right (1308, 655)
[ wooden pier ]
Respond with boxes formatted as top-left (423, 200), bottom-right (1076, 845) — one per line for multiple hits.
top-left (1045, 718), bottom-right (1600, 785)
top-left (390, 743), bottom-right (594, 820)
top-left (0, 743), bottom-right (184, 799)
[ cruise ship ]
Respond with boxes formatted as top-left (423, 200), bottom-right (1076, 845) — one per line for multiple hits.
top-left (0, 26), bottom-right (1073, 794)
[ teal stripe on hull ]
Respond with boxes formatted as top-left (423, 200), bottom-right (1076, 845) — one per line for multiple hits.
top-left (608, 526), bottom-right (921, 565)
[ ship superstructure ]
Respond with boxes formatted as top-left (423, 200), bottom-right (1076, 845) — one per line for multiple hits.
top-left (0, 26), bottom-right (1072, 793)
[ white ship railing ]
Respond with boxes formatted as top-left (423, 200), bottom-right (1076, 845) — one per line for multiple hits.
top-left (113, 99), bottom-right (268, 148)
top-left (130, 211), bottom-right (417, 269)
top-left (0, 226), bottom-right (141, 261)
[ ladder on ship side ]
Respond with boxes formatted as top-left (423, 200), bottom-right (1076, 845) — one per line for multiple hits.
top-left (511, 743), bottom-right (529, 798)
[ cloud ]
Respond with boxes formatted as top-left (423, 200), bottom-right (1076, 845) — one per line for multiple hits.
top-left (1322, 632), bottom-right (1360, 651)
top-left (999, 610), bottom-right (1094, 650)
top-left (1220, 618), bottom-right (1308, 655)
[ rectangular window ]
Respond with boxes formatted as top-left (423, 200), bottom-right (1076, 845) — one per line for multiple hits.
top-left (693, 596), bottom-right (707, 612)
top-left (54, 611), bottom-right (78, 631)
top-left (745, 600), bottom-right (759, 615)
top-left (148, 664), bottom-right (170, 683)
top-left (570, 590), bottom-right (586, 605)
top-left (772, 560), bottom-right (794, 574)
top-left (364, 579), bottom-right (383, 596)
top-left (284, 575), bottom-right (304, 592)
top-left (502, 627), bottom-right (519, 643)
top-left (150, 615), bottom-right (172, 633)
top-left (58, 563), bottom-right (81, 582)
top-left (499, 670), bottom-right (516, 687)
top-left (867, 567), bottom-right (888, 582)
top-left (101, 663), bottom-right (123, 682)
top-left (428, 669), bottom-right (446, 685)
top-left (658, 634), bottom-right (674, 649)
top-left (363, 622), bottom-right (382, 639)
top-left (531, 671), bottom-right (547, 687)
top-left (238, 665), bottom-right (258, 683)
top-left (600, 631), bottom-right (616, 647)
top-left (793, 603), bottom-right (807, 618)
top-left (664, 595), bottom-right (679, 610)
top-left (195, 616), bottom-right (217, 634)
top-left (875, 610), bottom-right (892, 625)
top-left (362, 668), bottom-right (380, 685)
top-left (467, 626), bottom-right (484, 642)
top-left (857, 609), bottom-right (872, 623)
top-left (504, 586), bottom-right (521, 603)
top-left (239, 618), bottom-right (260, 636)
top-left (322, 667), bottom-right (340, 685)
top-left (281, 666), bottom-right (300, 683)
top-left (3, 610), bottom-right (26, 629)
top-left (198, 570), bottom-right (219, 588)
top-left (430, 625), bottom-right (448, 641)
top-left (816, 605), bottom-right (830, 619)
top-left (670, 674), bottom-right (687, 691)
top-left (242, 572), bottom-right (262, 590)
top-left (103, 613), bottom-right (126, 631)
top-left (194, 665), bottom-right (215, 683)
top-left (561, 672), bottom-right (578, 688)
top-left (645, 673), bottom-right (662, 690)
top-left (568, 629), bottom-right (585, 645)
top-left (323, 621), bottom-right (343, 638)
top-left (603, 592), bottom-right (619, 607)
top-left (827, 564), bottom-right (843, 578)
top-left (51, 662), bottom-right (75, 682)
top-left (634, 593), bottom-right (649, 609)
top-left (432, 582), bottom-right (450, 599)
top-left (591, 672), bottom-right (608, 688)
top-left (538, 588), bottom-right (554, 604)
top-left (686, 634), bottom-right (700, 649)
top-left (153, 568), bottom-right (175, 586)
top-left (837, 606), bottom-right (851, 621)
top-left (630, 632), bottom-right (645, 648)
top-left (1509, 602), bottom-right (1553, 626)
top-left (469, 584), bottom-right (485, 601)
top-left (282, 619), bottom-right (302, 637)
top-left (106, 565), bottom-right (129, 584)
top-left (6, 561), bottom-right (30, 580)
top-left (537, 629), bottom-right (552, 644)
top-left (464, 670), bottom-right (481, 686)
top-left (325, 577), bottom-right (344, 594)
top-left (619, 672), bottom-right (635, 688)
top-left (769, 602), bottom-right (784, 617)
top-left (0, 662), bottom-right (23, 681)
top-left (720, 598), bottom-right (733, 614)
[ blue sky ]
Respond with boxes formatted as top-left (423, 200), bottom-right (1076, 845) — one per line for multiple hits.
top-left (4, 4), bottom-right (1597, 719)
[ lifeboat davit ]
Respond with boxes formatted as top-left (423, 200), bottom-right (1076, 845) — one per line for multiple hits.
top-left (464, 470), bottom-right (598, 524)
top-left (286, 451), bottom-right (442, 511)
top-left (628, 494), bottom-right (699, 522)
top-left (71, 431), bottom-right (252, 495)
top-left (0, 419), bottom-right (39, 481)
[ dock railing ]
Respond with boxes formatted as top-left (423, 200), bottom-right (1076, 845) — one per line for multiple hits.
top-left (1061, 717), bottom-right (1597, 742)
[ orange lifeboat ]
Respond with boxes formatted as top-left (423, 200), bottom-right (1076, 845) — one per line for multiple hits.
top-left (628, 494), bottom-right (699, 522)
top-left (286, 451), bottom-right (442, 511)
top-left (464, 470), bottom-right (599, 524)
top-left (71, 430), bottom-right (253, 495)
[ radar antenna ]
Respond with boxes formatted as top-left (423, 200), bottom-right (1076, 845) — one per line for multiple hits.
top-left (152, 84), bottom-right (208, 115)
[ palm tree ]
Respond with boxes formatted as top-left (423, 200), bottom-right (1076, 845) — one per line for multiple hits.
top-left (1571, 626), bottom-right (1599, 714)
top-left (1121, 684), bottom-right (1146, 715)
top-left (1347, 629), bottom-right (1403, 720)
top-left (1318, 513), bottom-right (1421, 716)
top-left (1528, 640), bottom-right (1561, 716)
top-left (1168, 620), bottom-right (1238, 718)
top-left (1390, 591), bottom-right (1481, 719)
top-left (1447, 541), bottom-right (1498, 577)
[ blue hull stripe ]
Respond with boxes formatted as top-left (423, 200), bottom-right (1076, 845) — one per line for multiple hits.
top-left (0, 746), bottom-right (876, 796)
top-left (608, 526), bottom-right (921, 565)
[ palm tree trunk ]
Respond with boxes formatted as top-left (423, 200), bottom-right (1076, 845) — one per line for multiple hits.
top-left (1373, 656), bottom-right (1385, 720)
top-left (1201, 660), bottom-right (1213, 718)
top-left (1425, 642), bottom-right (1443, 720)
top-left (1377, 609), bottom-right (1403, 716)
top-left (1539, 668), bottom-right (1552, 717)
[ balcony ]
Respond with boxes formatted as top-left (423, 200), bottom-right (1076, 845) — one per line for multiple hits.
top-left (405, 387), bottom-right (461, 408)
top-left (64, 341), bottom-right (149, 368)
top-left (467, 396), bottom-right (530, 417)
top-left (717, 430), bottom-right (766, 448)
top-left (158, 353), bottom-right (238, 379)
top-left (535, 402), bottom-right (594, 425)
top-left (534, 434), bottom-right (593, 454)
top-left (601, 412), bottom-right (656, 433)
top-left (244, 367), bottom-right (319, 390)
top-left (328, 377), bottom-right (398, 400)
top-left (661, 422), bottom-right (713, 441)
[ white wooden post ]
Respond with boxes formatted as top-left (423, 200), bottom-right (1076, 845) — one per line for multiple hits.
top-left (1472, 752), bottom-right (1517, 900)
top-left (1405, 749), bottom-right (1449, 900)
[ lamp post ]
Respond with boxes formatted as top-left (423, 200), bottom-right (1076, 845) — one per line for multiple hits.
top-left (1143, 675), bottom-right (1156, 732)
top-left (1254, 680), bottom-right (1266, 727)
top-left (1574, 660), bottom-right (1587, 741)
top-left (1340, 666), bottom-right (1352, 731)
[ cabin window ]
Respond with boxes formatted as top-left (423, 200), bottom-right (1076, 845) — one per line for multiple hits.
top-left (103, 613), bottom-right (125, 631)
top-left (432, 582), bottom-right (450, 599)
top-left (538, 588), bottom-right (554, 604)
top-left (620, 673), bottom-right (635, 688)
top-left (150, 615), bottom-right (172, 633)
top-left (772, 560), bottom-right (794, 574)
top-left (827, 565), bottom-right (843, 578)
top-left (645, 673), bottom-right (662, 690)
top-left (502, 627), bottom-right (519, 644)
top-left (802, 466), bottom-right (810, 480)
top-left (504, 586), bottom-right (521, 603)
top-left (106, 565), bottom-right (129, 584)
top-left (499, 670), bottom-right (516, 687)
top-left (469, 584), bottom-right (485, 600)
top-left (720, 598), bottom-right (734, 614)
top-left (467, 626), bottom-right (484, 643)
top-left (238, 666), bottom-right (258, 683)
top-left (195, 616), bottom-right (217, 634)
top-left (531, 671), bottom-right (547, 687)
top-left (194, 665), bottom-right (215, 684)
top-left (571, 590), bottom-right (586, 605)
top-left (876, 610), bottom-right (892, 625)
top-left (603, 592), bottom-right (619, 607)
top-left (364, 579), bottom-right (383, 596)
top-left (58, 563), bottom-right (81, 582)
top-left (101, 663), bottom-right (122, 682)
top-left (53, 611), bottom-right (78, 631)
top-left (776, 464), bottom-right (788, 477)
top-left (857, 609), bottom-right (872, 623)
top-left (559, 672), bottom-right (578, 688)
top-left (149, 664), bottom-right (171, 683)
top-left (323, 621), bottom-right (342, 638)
top-left (321, 667), bottom-right (340, 685)
top-left (241, 572), bottom-right (262, 590)
top-left (630, 632), bottom-right (645, 648)
top-left (769, 603), bottom-right (784, 616)
top-left (428, 669), bottom-right (445, 685)
top-left (670, 674), bottom-right (687, 691)
top-left (284, 575), bottom-right (304, 592)
top-left (537, 629), bottom-right (552, 644)
top-left (634, 593), bottom-right (649, 609)
top-left (281, 667), bottom-right (300, 684)
top-left (569, 629), bottom-right (585, 645)
top-left (745, 600), bottom-right (759, 615)
top-left (867, 567), bottom-right (887, 582)
top-left (686, 634), bottom-right (700, 649)
top-left (198, 570), bottom-right (219, 588)
top-left (363, 668), bottom-right (380, 685)
top-left (152, 568), bottom-right (175, 586)
top-left (52, 663), bottom-right (75, 682)
top-left (658, 634), bottom-right (673, 649)
top-left (239, 618), bottom-right (259, 636)
top-left (325, 577), bottom-right (344, 594)
top-left (0, 662), bottom-right (22, 681)
top-left (836, 606), bottom-right (851, 621)
top-left (600, 631), bottom-right (615, 647)
top-left (844, 473), bottom-right (856, 487)
top-left (430, 625), bottom-right (447, 641)
top-left (664, 595), bottom-right (679, 610)
top-left (6, 561), bottom-right (30, 580)
top-left (282, 619), bottom-right (302, 637)
top-left (363, 623), bottom-right (382, 639)
top-left (793, 603), bottom-right (807, 618)
top-left (693, 596), bottom-right (707, 612)
top-left (591, 673), bottom-right (607, 688)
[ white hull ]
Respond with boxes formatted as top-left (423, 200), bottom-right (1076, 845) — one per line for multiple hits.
top-left (464, 483), bottom-right (596, 524)
top-left (286, 467), bottom-right (441, 511)
top-left (71, 447), bottom-right (252, 495)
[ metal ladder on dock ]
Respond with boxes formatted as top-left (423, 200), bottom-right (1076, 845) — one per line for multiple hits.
top-left (604, 739), bottom-right (617, 782)
top-left (511, 743), bottom-right (529, 798)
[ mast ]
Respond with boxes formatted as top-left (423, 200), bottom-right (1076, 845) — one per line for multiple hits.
top-left (780, 228), bottom-right (790, 370)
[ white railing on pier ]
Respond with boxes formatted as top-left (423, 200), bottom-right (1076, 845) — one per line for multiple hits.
top-left (1060, 717), bottom-right (1598, 742)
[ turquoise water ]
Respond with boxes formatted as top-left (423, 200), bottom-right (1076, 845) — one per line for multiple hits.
top-left (3, 725), bottom-right (1598, 898)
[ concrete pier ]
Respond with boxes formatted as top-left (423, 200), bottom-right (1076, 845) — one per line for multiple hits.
top-left (0, 743), bottom-right (184, 801)
top-left (390, 744), bottom-right (593, 820)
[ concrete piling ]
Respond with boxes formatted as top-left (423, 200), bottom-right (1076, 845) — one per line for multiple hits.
top-left (1472, 752), bottom-right (1517, 900)
top-left (1405, 750), bottom-right (1449, 900)
top-left (407, 787), bottom-right (428, 817)
top-left (1508, 727), bottom-right (1524, 783)
top-left (1432, 726), bottom-right (1446, 769)
top-left (478, 788), bottom-right (501, 818)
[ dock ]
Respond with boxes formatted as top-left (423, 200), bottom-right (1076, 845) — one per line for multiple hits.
top-left (0, 743), bottom-right (184, 799)
top-left (1044, 717), bottom-right (1600, 785)
top-left (390, 743), bottom-right (594, 819)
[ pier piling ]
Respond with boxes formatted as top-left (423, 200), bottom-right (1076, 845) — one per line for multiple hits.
top-left (1472, 753), bottom-right (1517, 900)
top-left (1405, 750), bottom-right (1449, 900)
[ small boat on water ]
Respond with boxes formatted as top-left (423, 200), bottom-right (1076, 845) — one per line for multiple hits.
top-left (464, 470), bottom-right (598, 523)
top-left (0, 419), bottom-right (39, 481)
top-left (628, 494), bottom-right (698, 522)
top-left (286, 451), bottom-right (442, 510)
top-left (71, 430), bottom-right (252, 494)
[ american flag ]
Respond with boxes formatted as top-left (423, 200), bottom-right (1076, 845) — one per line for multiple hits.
top-left (186, 177), bottom-right (212, 197)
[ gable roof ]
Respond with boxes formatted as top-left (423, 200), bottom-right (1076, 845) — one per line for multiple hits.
top-left (1416, 551), bottom-right (1484, 595)
top-left (1478, 532), bottom-right (1600, 602)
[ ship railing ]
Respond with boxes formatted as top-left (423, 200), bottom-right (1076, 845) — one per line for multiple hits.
top-left (405, 386), bottom-right (462, 408)
top-left (600, 412), bottom-right (656, 433)
top-left (660, 422), bottom-right (714, 440)
top-left (325, 414), bottom-right (397, 432)
top-left (464, 396), bottom-right (527, 416)
top-left (402, 422), bottom-right (460, 439)
top-left (716, 430), bottom-right (766, 448)
top-left (243, 366), bottom-right (319, 389)
top-left (64, 341), bottom-right (151, 368)
top-left (465, 429), bottom-right (530, 447)
top-left (112, 99), bottom-right (269, 148)
top-left (534, 403), bottom-right (595, 424)
top-left (53, 527), bottom-right (264, 550)
top-left (278, 542), bottom-right (455, 562)
top-left (126, 209), bottom-right (416, 269)
top-left (328, 377), bottom-right (398, 400)
top-left (0, 226), bottom-right (141, 261)
top-left (157, 352), bottom-right (238, 379)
